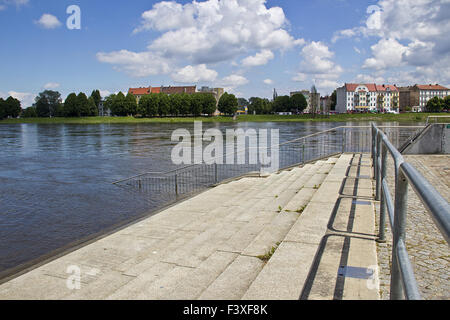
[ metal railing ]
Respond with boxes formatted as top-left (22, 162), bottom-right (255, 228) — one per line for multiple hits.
top-left (426, 115), bottom-right (450, 125)
top-left (113, 125), bottom-right (423, 197)
top-left (372, 123), bottom-right (450, 300)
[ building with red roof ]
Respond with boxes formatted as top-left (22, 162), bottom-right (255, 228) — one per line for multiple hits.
top-left (336, 83), bottom-right (399, 114)
top-left (399, 84), bottom-right (449, 112)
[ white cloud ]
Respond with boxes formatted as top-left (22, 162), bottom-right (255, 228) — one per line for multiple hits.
top-left (242, 50), bottom-right (274, 67)
top-left (263, 79), bottom-right (273, 85)
top-left (44, 82), bottom-right (60, 89)
top-left (171, 64), bottom-right (218, 83)
top-left (98, 0), bottom-right (303, 77)
top-left (8, 91), bottom-right (34, 108)
top-left (96, 50), bottom-right (171, 77)
top-left (362, 38), bottom-right (407, 70)
top-left (35, 14), bottom-right (62, 29)
top-left (0, 0), bottom-right (28, 10)
top-left (222, 74), bottom-right (249, 87)
top-left (333, 0), bottom-right (450, 84)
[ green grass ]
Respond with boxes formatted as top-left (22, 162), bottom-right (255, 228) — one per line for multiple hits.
top-left (257, 242), bottom-right (282, 262)
top-left (0, 113), bottom-right (443, 125)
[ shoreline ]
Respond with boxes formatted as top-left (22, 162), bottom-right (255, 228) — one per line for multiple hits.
top-left (0, 113), bottom-right (442, 124)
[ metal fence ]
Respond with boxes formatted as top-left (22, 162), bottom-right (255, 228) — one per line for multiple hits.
top-left (372, 123), bottom-right (450, 300)
top-left (113, 125), bottom-right (423, 198)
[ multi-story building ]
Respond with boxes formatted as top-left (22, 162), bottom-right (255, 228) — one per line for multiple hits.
top-left (128, 86), bottom-right (160, 103)
top-left (290, 89), bottom-right (320, 114)
top-left (399, 84), bottom-right (449, 112)
top-left (197, 86), bottom-right (225, 103)
top-left (336, 83), bottom-right (399, 114)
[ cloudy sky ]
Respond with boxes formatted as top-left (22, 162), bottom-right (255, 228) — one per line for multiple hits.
top-left (0, 0), bottom-right (449, 107)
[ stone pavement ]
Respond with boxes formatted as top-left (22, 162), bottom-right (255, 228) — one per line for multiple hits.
top-left (375, 155), bottom-right (450, 300)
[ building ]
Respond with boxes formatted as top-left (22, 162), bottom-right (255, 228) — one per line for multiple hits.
top-left (197, 87), bottom-right (225, 103)
top-left (160, 86), bottom-right (196, 95)
top-left (336, 83), bottom-right (399, 114)
top-left (399, 84), bottom-right (450, 112)
top-left (128, 86), bottom-right (161, 103)
top-left (320, 96), bottom-right (332, 114)
top-left (290, 89), bottom-right (320, 114)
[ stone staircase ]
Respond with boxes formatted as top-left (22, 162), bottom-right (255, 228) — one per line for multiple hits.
top-left (0, 153), bottom-right (379, 300)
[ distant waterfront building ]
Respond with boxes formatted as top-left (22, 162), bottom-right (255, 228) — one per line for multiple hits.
top-left (320, 96), bottom-right (332, 114)
top-left (128, 85), bottom-right (197, 103)
top-left (197, 86), bottom-right (225, 116)
top-left (399, 84), bottom-right (450, 112)
top-left (336, 83), bottom-right (399, 114)
top-left (128, 86), bottom-right (160, 103)
top-left (290, 89), bottom-right (320, 114)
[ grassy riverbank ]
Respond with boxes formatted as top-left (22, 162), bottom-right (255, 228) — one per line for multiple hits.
top-left (0, 113), bottom-right (444, 124)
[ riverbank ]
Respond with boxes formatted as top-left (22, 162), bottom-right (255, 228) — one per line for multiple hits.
top-left (0, 113), bottom-right (444, 124)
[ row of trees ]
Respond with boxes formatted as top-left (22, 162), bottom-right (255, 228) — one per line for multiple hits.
top-left (104, 92), bottom-right (222, 117)
top-left (0, 96), bottom-right (21, 119)
top-left (244, 94), bottom-right (308, 115)
top-left (20, 90), bottom-right (103, 118)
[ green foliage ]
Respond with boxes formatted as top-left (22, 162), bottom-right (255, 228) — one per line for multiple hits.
top-left (237, 98), bottom-right (248, 107)
top-left (218, 92), bottom-right (238, 115)
top-left (35, 90), bottom-right (62, 117)
top-left (190, 93), bottom-right (203, 116)
top-left (22, 107), bottom-right (37, 118)
top-left (63, 93), bottom-right (79, 117)
top-left (124, 93), bottom-right (137, 116)
top-left (88, 97), bottom-right (98, 116)
top-left (426, 96), bottom-right (444, 113)
top-left (169, 94), bottom-right (182, 116)
top-left (179, 93), bottom-right (191, 116)
top-left (202, 93), bottom-right (218, 116)
top-left (330, 90), bottom-right (337, 111)
top-left (0, 98), bottom-right (5, 119)
top-left (139, 94), bottom-right (159, 117)
top-left (4, 96), bottom-right (21, 118)
top-left (444, 96), bottom-right (450, 111)
top-left (77, 92), bottom-right (91, 117)
top-left (90, 90), bottom-right (102, 108)
top-left (273, 95), bottom-right (291, 113)
top-left (158, 93), bottom-right (170, 117)
top-left (248, 97), bottom-right (272, 114)
top-left (110, 92), bottom-right (126, 116)
top-left (290, 94), bottom-right (307, 113)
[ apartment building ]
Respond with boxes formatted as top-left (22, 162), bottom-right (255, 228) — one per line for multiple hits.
top-left (336, 83), bottom-right (399, 114)
top-left (399, 84), bottom-right (450, 112)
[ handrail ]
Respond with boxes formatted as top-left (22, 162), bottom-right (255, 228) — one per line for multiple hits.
top-left (426, 115), bottom-right (450, 125)
top-left (372, 122), bottom-right (450, 300)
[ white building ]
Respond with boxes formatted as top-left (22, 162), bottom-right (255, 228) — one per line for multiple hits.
top-left (336, 83), bottom-right (399, 114)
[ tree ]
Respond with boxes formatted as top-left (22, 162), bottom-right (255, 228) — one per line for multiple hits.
top-left (104, 94), bottom-right (116, 116)
top-left (63, 93), bottom-right (79, 117)
top-left (202, 93), bottom-right (218, 116)
top-left (139, 94), bottom-right (159, 117)
top-left (124, 93), bottom-right (137, 116)
top-left (330, 90), bottom-right (337, 111)
top-left (23, 107), bottom-right (37, 118)
top-left (88, 97), bottom-right (98, 116)
top-left (169, 94), bottom-right (182, 116)
top-left (0, 98), bottom-right (5, 119)
top-left (90, 90), bottom-right (102, 108)
top-left (110, 92), bottom-right (126, 116)
top-left (35, 90), bottom-right (62, 117)
top-left (290, 94), bottom-right (307, 113)
top-left (273, 95), bottom-right (291, 113)
top-left (218, 92), bottom-right (238, 116)
top-left (76, 92), bottom-right (90, 116)
top-left (444, 96), bottom-right (450, 112)
top-left (426, 97), bottom-right (444, 113)
top-left (4, 96), bottom-right (21, 118)
top-left (190, 93), bottom-right (203, 116)
top-left (158, 93), bottom-right (170, 117)
top-left (237, 98), bottom-right (248, 107)
top-left (179, 93), bottom-right (191, 116)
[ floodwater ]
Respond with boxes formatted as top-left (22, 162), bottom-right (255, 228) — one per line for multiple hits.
top-left (0, 121), bottom-right (420, 275)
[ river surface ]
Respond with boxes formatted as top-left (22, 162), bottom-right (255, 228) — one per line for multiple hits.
top-left (0, 121), bottom-right (421, 274)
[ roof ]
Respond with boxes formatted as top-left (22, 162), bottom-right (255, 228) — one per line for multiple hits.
top-left (129, 87), bottom-right (151, 95)
top-left (151, 87), bottom-right (161, 94)
top-left (416, 84), bottom-right (449, 91)
top-left (345, 83), bottom-right (398, 92)
top-left (160, 86), bottom-right (196, 95)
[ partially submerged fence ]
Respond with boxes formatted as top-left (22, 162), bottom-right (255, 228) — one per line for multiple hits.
top-left (113, 125), bottom-right (423, 197)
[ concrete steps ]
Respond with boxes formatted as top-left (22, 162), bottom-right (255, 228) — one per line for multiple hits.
top-left (0, 153), bottom-right (380, 300)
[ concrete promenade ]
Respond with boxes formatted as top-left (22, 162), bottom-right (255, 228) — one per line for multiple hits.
top-left (0, 153), bottom-right (382, 300)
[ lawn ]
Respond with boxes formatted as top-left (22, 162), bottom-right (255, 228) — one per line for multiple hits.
top-left (0, 113), bottom-right (444, 124)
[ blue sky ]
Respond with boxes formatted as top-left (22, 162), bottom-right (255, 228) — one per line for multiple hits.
top-left (0, 0), bottom-right (449, 107)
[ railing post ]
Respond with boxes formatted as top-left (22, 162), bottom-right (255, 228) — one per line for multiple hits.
top-left (342, 127), bottom-right (346, 153)
top-left (378, 143), bottom-right (388, 243)
top-left (390, 168), bottom-right (409, 300)
top-left (214, 163), bottom-right (218, 184)
top-left (376, 131), bottom-right (382, 201)
top-left (175, 173), bottom-right (179, 196)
